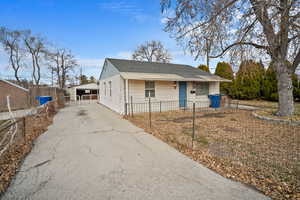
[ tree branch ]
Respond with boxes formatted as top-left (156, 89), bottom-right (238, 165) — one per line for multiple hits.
top-left (292, 49), bottom-right (300, 71)
top-left (209, 42), bottom-right (269, 58)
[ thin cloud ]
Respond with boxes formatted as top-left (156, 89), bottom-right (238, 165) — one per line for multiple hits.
top-left (98, 1), bottom-right (150, 23)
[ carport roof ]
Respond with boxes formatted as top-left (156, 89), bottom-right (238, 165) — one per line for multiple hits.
top-left (106, 58), bottom-right (230, 82)
top-left (72, 83), bottom-right (98, 90)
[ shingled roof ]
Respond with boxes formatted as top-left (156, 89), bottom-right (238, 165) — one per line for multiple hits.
top-left (106, 58), bottom-right (230, 82)
top-left (107, 58), bottom-right (212, 76)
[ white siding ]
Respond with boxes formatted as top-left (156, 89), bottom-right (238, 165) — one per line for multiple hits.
top-left (100, 77), bottom-right (220, 114)
top-left (128, 80), bottom-right (178, 102)
top-left (127, 80), bottom-right (220, 113)
top-left (68, 88), bottom-right (76, 101)
top-left (99, 74), bottom-right (125, 114)
top-left (209, 82), bottom-right (220, 94)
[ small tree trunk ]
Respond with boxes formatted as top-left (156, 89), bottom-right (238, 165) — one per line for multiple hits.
top-left (275, 60), bottom-right (294, 116)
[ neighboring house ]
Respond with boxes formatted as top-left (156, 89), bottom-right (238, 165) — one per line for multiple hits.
top-left (99, 58), bottom-right (230, 114)
top-left (67, 83), bottom-right (99, 101)
top-left (0, 79), bottom-right (29, 112)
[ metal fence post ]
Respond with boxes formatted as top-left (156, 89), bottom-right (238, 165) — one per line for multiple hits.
top-left (23, 117), bottom-right (26, 142)
top-left (192, 102), bottom-right (195, 149)
top-left (131, 96), bottom-right (133, 117)
top-left (160, 101), bottom-right (162, 113)
top-left (149, 98), bottom-right (152, 128)
top-left (125, 103), bottom-right (128, 116)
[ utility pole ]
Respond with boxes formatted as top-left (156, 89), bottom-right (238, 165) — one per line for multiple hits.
top-left (80, 66), bottom-right (83, 85)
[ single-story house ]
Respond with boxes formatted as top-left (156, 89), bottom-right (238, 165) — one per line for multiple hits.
top-left (67, 83), bottom-right (99, 101)
top-left (99, 58), bottom-right (230, 114)
top-left (0, 79), bottom-right (29, 112)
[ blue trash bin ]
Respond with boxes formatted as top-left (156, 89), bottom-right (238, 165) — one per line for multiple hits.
top-left (36, 96), bottom-right (52, 105)
top-left (208, 94), bottom-right (221, 108)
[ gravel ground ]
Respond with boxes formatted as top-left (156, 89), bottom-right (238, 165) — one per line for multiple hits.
top-left (2, 104), bottom-right (269, 200)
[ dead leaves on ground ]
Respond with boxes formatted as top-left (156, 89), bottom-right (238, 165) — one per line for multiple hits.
top-left (128, 109), bottom-right (300, 200)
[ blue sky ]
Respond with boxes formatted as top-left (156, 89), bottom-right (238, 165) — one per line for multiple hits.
top-left (0, 0), bottom-right (221, 82)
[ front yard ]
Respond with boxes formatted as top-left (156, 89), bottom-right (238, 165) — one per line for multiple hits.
top-left (127, 109), bottom-right (300, 200)
top-left (237, 100), bottom-right (300, 117)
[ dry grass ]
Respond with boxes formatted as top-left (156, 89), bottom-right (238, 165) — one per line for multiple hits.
top-left (237, 100), bottom-right (300, 115)
top-left (127, 109), bottom-right (300, 200)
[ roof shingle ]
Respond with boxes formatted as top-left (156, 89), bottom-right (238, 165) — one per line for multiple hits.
top-left (107, 58), bottom-right (213, 78)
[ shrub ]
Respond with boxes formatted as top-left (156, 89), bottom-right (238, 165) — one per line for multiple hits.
top-left (214, 62), bottom-right (234, 95)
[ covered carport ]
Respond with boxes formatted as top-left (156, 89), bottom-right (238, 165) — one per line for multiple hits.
top-left (69, 83), bottom-right (99, 101)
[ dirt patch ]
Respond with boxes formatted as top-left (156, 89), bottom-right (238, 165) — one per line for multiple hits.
top-left (202, 112), bottom-right (226, 118)
top-left (127, 109), bottom-right (300, 200)
top-left (0, 102), bottom-right (58, 195)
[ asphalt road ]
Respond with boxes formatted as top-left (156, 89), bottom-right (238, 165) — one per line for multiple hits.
top-left (2, 103), bottom-right (269, 200)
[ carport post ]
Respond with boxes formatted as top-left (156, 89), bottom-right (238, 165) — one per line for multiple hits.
top-left (192, 102), bottom-right (195, 149)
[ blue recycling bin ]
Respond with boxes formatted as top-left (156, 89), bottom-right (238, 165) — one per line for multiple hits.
top-left (208, 94), bottom-right (221, 108)
top-left (36, 96), bottom-right (52, 105)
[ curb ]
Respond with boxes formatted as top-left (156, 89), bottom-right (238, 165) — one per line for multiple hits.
top-left (252, 111), bottom-right (300, 126)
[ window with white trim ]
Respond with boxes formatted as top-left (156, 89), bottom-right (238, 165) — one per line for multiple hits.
top-left (194, 82), bottom-right (209, 96)
top-left (109, 81), bottom-right (112, 96)
top-left (145, 81), bottom-right (155, 98)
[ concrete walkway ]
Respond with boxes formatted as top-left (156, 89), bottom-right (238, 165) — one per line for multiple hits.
top-left (2, 104), bottom-right (269, 200)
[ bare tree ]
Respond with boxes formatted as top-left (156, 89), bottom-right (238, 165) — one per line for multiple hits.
top-left (23, 32), bottom-right (46, 86)
top-left (0, 27), bottom-right (26, 83)
top-left (161, 0), bottom-right (300, 116)
top-left (46, 48), bottom-right (78, 89)
top-left (132, 40), bottom-right (172, 63)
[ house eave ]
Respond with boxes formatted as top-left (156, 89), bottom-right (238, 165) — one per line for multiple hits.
top-left (120, 72), bottom-right (231, 82)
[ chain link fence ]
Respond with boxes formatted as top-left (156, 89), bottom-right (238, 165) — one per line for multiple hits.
top-left (125, 99), bottom-right (300, 200)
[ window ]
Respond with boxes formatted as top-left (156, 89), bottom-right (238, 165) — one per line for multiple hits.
top-left (194, 82), bottom-right (209, 96)
top-left (109, 81), bottom-right (112, 96)
top-left (104, 82), bottom-right (106, 96)
top-left (145, 81), bottom-right (155, 98)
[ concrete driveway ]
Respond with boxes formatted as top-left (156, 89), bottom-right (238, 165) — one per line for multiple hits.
top-left (2, 104), bottom-right (269, 200)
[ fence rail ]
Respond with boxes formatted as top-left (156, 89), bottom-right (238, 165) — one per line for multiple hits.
top-left (125, 99), bottom-right (216, 116)
top-left (64, 94), bottom-right (98, 105)
top-left (0, 100), bottom-right (57, 158)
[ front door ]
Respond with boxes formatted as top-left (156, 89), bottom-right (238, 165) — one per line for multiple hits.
top-left (179, 81), bottom-right (187, 107)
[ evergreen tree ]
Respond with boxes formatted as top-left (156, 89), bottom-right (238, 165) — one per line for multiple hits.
top-left (262, 61), bottom-right (300, 101)
top-left (292, 74), bottom-right (300, 101)
top-left (197, 64), bottom-right (210, 73)
top-left (262, 65), bottom-right (278, 101)
top-left (89, 76), bottom-right (96, 83)
top-left (79, 75), bottom-right (89, 85)
top-left (214, 62), bottom-right (234, 95)
top-left (234, 60), bottom-right (265, 99)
